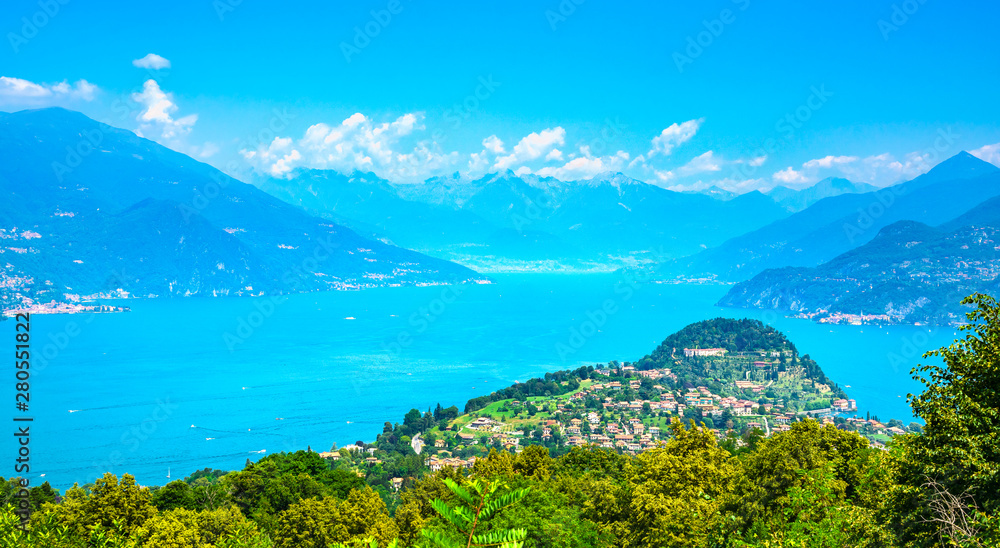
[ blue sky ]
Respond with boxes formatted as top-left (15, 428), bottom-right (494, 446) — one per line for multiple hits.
top-left (2, 0), bottom-right (999, 191)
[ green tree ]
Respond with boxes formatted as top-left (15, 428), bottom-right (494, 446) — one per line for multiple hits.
top-left (626, 420), bottom-right (740, 547)
top-left (46, 473), bottom-right (156, 538)
top-left (28, 482), bottom-right (59, 513)
top-left (421, 478), bottom-right (528, 548)
top-left (909, 294), bottom-right (1000, 508)
top-left (888, 294), bottom-right (1000, 545)
top-left (736, 420), bottom-right (870, 531)
top-left (741, 464), bottom-right (894, 548)
top-left (134, 506), bottom-right (268, 547)
top-left (512, 446), bottom-right (552, 481)
top-left (393, 468), bottom-right (466, 546)
top-left (272, 487), bottom-right (398, 548)
top-left (151, 480), bottom-right (197, 511)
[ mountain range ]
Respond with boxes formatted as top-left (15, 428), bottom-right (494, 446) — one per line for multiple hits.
top-left (766, 177), bottom-right (878, 212)
top-left (0, 108), bottom-right (486, 312)
top-left (717, 219), bottom-right (1000, 325)
top-left (259, 169), bottom-right (793, 271)
top-left (2, 107), bottom-right (998, 324)
top-left (654, 152), bottom-right (1000, 282)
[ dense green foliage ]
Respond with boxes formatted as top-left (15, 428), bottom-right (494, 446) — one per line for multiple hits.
top-left (3, 297), bottom-right (1000, 546)
top-left (634, 318), bottom-right (842, 398)
top-left (464, 367), bottom-right (592, 413)
top-left (2, 418), bottom-right (997, 547)
top-left (642, 318), bottom-right (796, 358)
top-left (882, 293), bottom-right (1000, 546)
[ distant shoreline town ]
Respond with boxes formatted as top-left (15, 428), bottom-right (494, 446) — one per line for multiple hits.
top-left (3, 302), bottom-right (130, 316)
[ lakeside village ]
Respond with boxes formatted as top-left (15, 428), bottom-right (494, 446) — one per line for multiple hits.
top-left (312, 344), bottom-right (922, 481)
top-left (2, 301), bottom-right (130, 316)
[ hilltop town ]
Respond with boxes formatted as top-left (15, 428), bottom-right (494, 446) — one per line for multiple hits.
top-left (414, 361), bottom-right (909, 472)
top-left (318, 319), bottom-right (922, 484)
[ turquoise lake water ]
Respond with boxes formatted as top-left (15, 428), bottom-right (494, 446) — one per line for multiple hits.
top-left (3, 273), bottom-right (959, 489)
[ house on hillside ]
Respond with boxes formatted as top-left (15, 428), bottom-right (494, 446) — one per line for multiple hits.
top-left (458, 432), bottom-right (476, 444)
top-left (684, 348), bottom-right (727, 357)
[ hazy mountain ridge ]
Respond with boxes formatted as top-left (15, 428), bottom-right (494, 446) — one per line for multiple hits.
top-left (767, 177), bottom-right (878, 212)
top-left (717, 219), bottom-right (1000, 325)
top-left (655, 152), bottom-right (1000, 282)
top-left (262, 168), bottom-right (791, 270)
top-left (0, 108), bottom-right (487, 312)
top-left (5, 108), bottom-right (1000, 320)
top-left (940, 192), bottom-right (1000, 230)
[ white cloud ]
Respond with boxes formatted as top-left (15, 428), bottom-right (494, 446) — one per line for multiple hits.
top-left (848, 152), bottom-right (933, 184)
top-left (377, 112), bottom-right (421, 137)
top-left (773, 166), bottom-right (809, 184)
top-left (791, 151), bottom-right (943, 186)
top-left (198, 142), bottom-right (220, 159)
top-left (245, 111), bottom-right (458, 182)
top-left (545, 148), bottom-right (563, 162)
top-left (802, 155), bottom-right (859, 169)
top-left (637, 150), bottom-right (724, 187)
top-left (783, 151), bottom-right (963, 187)
top-left (468, 150), bottom-right (491, 174)
top-left (132, 53), bottom-right (172, 70)
top-left (677, 150), bottom-right (722, 177)
top-left (0, 76), bottom-right (49, 98)
top-left (242, 136), bottom-right (308, 177)
top-left (482, 135), bottom-right (505, 154)
top-left (494, 127), bottom-right (566, 170)
top-left (132, 79), bottom-right (197, 140)
top-left (653, 169), bottom-right (676, 183)
top-left (535, 149), bottom-right (629, 180)
top-left (0, 76), bottom-right (98, 104)
top-left (648, 118), bottom-right (702, 157)
top-left (270, 149), bottom-right (302, 177)
top-left (769, 154), bottom-right (890, 187)
top-left (749, 155), bottom-right (767, 167)
top-left (394, 142), bottom-right (459, 181)
top-left (970, 142), bottom-right (1000, 167)
top-left (241, 136), bottom-right (290, 162)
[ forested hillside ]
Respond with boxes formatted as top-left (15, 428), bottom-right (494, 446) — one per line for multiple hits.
top-left (719, 222), bottom-right (1000, 325)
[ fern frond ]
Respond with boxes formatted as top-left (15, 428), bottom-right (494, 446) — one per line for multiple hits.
top-left (479, 488), bottom-right (530, 520)
top-left (431, 498), bottom-right (471, 528)
top-left (421, 529), bottom-right (463, 548)
top-left (472, 527), bottom-right (528, 545)
top-left (444, 478), bottom-right (476, 506)
top-left (472, 529), bottom-right (528, 545)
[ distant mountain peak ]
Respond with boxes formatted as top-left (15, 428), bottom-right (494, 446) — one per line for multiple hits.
top-left (765, 177), bottom-right (875, 212)
top-left (924, 150), bottom-right (999, 179)
top-left (816, 176), bottom-right (856, 189)
top-left (685, 185), bottom-right (736, 201)
top-left (0, 107), bottom-right (488, 312)
top-left (7, 106), bottom-right (114, 132)
top-left (583, 172), bottom-right (646, 188)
